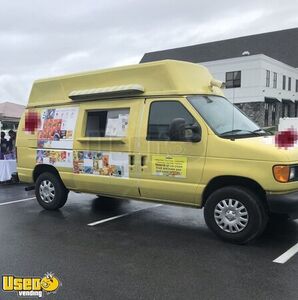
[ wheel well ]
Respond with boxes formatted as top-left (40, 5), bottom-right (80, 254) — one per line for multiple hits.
top-left (33, 164), bottom-right (62, 183)
top-left (202, 176), bottom-right (267, 208)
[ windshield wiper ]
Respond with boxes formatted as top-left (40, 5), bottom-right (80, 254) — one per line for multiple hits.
top-left (220, 129), bottom-right (260, 136)
top-left (253, 128), bottom-right (271, 136)
top-left (253, 128), bottom-right (265, 134)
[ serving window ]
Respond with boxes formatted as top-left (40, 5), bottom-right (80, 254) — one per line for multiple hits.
top-left (85, 108), bottom-right (130, 137)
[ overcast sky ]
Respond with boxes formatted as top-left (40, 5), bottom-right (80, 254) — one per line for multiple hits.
top-left (0, 0), bottom-right (297, 105)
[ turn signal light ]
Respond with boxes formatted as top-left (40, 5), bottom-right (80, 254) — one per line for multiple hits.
top-left (273, 165), bottom-right (290, 183)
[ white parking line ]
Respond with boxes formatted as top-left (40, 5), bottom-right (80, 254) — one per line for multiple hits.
top-left (273, 243), bottom-right (298, 264)
top-left (0, 197), bottom-right (36, 206)
top-left (87, 204), bottom-right (163, 226)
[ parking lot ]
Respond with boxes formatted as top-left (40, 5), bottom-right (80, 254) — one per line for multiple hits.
top-left (0, 183), bottom-right (297, 300)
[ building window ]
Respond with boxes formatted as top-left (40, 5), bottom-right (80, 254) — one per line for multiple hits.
top-left (273, 72), bottom-right (277, 88)
top-left (295, 102), bottom-right (298, 117)
top-left (266, 70), bottom-right (270, 87)
top-left (283, 75), bottom-right (286, 90)
top-left (271, 103), bottom-right (276, 125)
top-left (282, 102), bottom-right (290, 118)
top-left (288, 77), bottom-right (292, 91)
top-left (225, 71), bottom-right (241, 88)
top-left (264, 103), bottom-right (269, 127)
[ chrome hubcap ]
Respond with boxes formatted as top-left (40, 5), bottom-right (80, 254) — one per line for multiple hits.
top-left (214, 199), bottom-right (249, 233)
top-left (39, 180), bottom-right (55, 203)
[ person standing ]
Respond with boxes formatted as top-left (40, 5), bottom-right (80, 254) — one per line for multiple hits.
top-left (0, 131), bottom-right (8, 159)
top-left (7, 130), bottom-right (16, 159)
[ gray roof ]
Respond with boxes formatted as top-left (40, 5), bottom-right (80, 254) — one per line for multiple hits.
top-left (140, 28), bottom-right (298, 67)
top-left (0, 101), bottom-right (25, 120)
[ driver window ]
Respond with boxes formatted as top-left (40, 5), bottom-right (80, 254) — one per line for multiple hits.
top-left (147, 101), bottom-right (199, 141)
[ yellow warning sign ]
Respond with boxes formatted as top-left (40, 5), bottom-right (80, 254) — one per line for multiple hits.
top-left (152, 155), bottom-right (187, 178)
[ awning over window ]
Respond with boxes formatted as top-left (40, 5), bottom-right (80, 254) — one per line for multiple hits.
top-left (264, 97), bottom-right (280, 103)
top-left (281, 98), bottom-right (294, 104)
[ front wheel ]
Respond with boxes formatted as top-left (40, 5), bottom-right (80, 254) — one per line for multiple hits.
top-left (204, 186), bottom-right (268, 244)
top-left (35, 172), bottom-right (68, 210)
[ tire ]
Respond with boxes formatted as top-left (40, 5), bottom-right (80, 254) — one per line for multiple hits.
top-left (204, 186), bottom-right (268, 244)
top-left (35, 172), bottom-right (68, 210)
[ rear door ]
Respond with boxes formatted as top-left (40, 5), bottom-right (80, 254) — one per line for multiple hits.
top-left (137, 97), bottom-right (208, 205)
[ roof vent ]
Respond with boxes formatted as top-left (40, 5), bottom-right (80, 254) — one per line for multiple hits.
top-left (242, 51), bottom-right (250, 56)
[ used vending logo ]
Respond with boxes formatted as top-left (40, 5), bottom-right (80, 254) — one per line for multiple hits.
top-left (2, 272), bottom-right (61, 298)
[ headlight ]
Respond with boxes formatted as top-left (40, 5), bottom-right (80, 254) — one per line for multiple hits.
top-left (289, 167), bottom-right (296, 180)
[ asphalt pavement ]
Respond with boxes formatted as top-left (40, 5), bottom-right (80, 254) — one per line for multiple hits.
top-left (0, 183), bottom-right (297, 300)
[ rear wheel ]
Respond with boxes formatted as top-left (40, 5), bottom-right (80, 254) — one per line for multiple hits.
top-left (204, 186), bottom-right (268, 244)
top-left (35, 172), bottom-right (68, 210)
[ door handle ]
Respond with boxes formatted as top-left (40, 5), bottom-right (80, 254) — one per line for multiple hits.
top-left (129, 155), bottom-right (135, 166)
top-left (141, 155), bottom-right (147, 166)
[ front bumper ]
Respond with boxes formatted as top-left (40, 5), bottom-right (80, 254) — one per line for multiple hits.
top-left (266, 190), bottom-right (298, 218)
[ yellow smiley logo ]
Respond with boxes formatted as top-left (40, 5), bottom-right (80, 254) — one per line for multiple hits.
top-left (40, 273), bottom-right (60, 293)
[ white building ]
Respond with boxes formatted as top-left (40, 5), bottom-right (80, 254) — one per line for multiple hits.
top-left (201, 54), bottom-right (298, 126)
top-left (140, 27), bottom-right (298, 127)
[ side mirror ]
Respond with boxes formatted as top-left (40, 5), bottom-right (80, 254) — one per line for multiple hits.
top-left (169, 118), bottom-right (186, 141)
top-left (186, 124), bottom-right (201, 142)
top-left (169, 118), bottom-right (201, 142)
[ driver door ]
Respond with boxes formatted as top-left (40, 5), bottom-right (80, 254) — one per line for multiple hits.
top-left (137, 97), bottom-right (208, 205)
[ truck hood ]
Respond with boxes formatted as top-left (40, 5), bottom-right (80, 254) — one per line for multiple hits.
top-left (207, 134), bottom-right (298, 163)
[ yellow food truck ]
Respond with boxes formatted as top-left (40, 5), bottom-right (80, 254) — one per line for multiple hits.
top-left (16, 60), bottom-right (298, 243)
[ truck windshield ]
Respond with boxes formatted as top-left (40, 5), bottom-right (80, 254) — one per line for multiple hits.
top-left (188, 95), bottom-right (266, 138)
